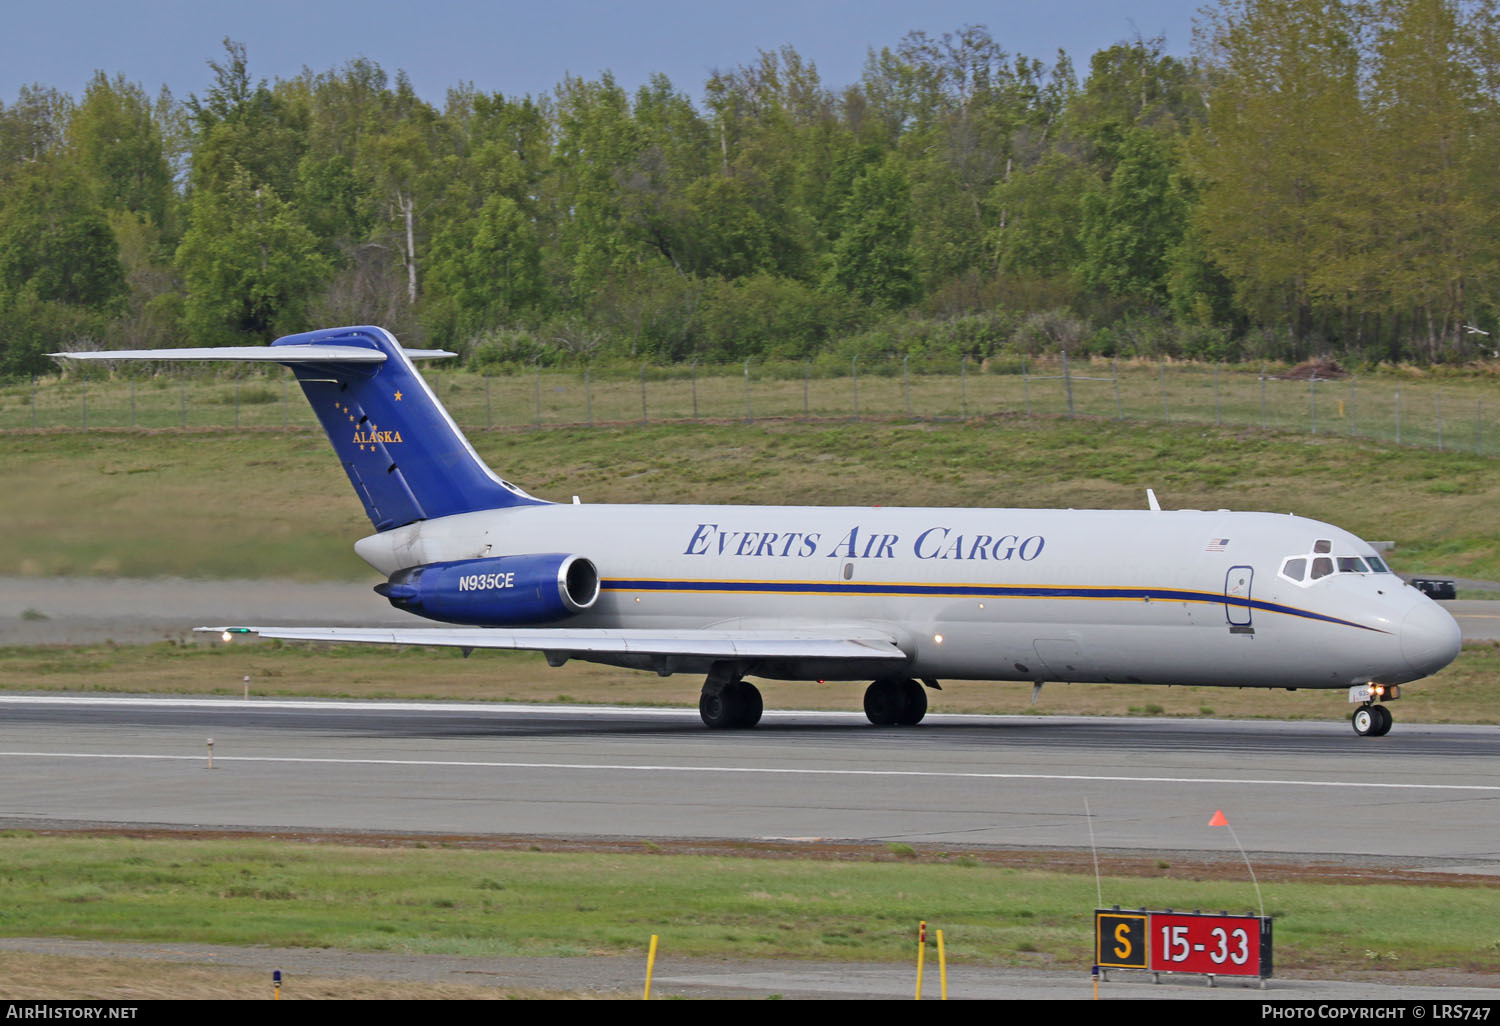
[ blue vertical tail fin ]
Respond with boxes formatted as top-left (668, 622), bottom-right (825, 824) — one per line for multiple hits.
top-left (274, 325), bottom-right (546, 530)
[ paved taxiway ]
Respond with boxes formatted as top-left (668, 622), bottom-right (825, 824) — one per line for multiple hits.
top-left (2, 697), bottom-right (1497, 868)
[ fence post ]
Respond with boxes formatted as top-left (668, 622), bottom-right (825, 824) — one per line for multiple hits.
top-left (1395, 388), bottom-right (1402, 445)
top-left (640, 363), bottom-right (648, 425)
top-left (81, 378), bottom-right (87, 429)
top-left (1348, 378), bottom-right (1356, 436)
top-left (130, 380), bottom-right (136, 428)
top-left (31, 374), bottom-right (37, 427)
top-left (1437, 391), bottom-right (1443, 451)
top-left (691, 360), bottom-right (698, 419)
top-left (1260, 364), bottom-right (1267, 430)
top-left (744, 359), bottom-right (752, 423)
top-left (1309, 377), bottom-right (1317, 435)
top-left (1112, 358), bottom-right (1122, 420)
top-left (180, 372), bottom-right (186, 428)
top-left (1062, 349), bottom-right (1074, 418)
top-left (1023, 356), bottom-right (1031, 417)
top-left (1477, 400), bottom-right (1483, 456)
top-left (534, 361), bottom-right (541, 429)
top-left (961, 354), bottom-right (968, 418)
top-left (1160, 362), bottom-right (1169, 422)
top-left (852, 355), bottom-right (859, 421)
top-left (486, 375), bottom-right (492, 428)
top-left (1214, 363), bottom-right (1221, 426)
top-left (282, 377), bottom-right (288, 430)
top-left (234, 379), bottom-right (240, 429)
top-left (903, 354), bottom-right (911, 418)
top-left (586, 367), bottom-right (594, 426)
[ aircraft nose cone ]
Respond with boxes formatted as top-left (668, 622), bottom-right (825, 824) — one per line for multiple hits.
top-left (1401, 601), bottom-right (1462, 677)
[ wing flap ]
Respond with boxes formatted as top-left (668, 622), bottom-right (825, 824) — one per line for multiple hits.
top-left (199, 625), bottom-right (907, 662)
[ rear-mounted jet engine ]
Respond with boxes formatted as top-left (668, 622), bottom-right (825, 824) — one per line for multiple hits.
top-left (375, 553), bottom-right (600, 625)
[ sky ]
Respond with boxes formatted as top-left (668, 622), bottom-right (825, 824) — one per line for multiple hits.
top-left (3, 0), bottom-right (1205, 107)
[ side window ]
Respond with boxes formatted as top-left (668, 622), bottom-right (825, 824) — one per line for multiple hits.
top-left (1282, 557), bottom-right (1307, 582)
top-left (1367, 556), bottom-right (1390, 573)
top-left (1337, 557), bottom-right (1369, 573)
top-left (1311, 557), bottom-right (1334, 580)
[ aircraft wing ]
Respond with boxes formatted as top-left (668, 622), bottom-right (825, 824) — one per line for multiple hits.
top-left (197, 625), bottom-right (909, 677)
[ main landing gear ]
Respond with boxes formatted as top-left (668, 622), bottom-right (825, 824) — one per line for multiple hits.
top-left (698, 669), bottom-right (763, 729)
top-left (863, 677), bottom-right (928, 726)
top-left (1351, 703), bottom-right (1392, 737)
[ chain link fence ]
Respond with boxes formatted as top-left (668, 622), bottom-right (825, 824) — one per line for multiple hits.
top-left (5, 356), bottom-right (1494, 456)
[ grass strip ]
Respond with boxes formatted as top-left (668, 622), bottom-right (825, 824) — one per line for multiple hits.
top-left (0, 834), bottom-right (1495, 975)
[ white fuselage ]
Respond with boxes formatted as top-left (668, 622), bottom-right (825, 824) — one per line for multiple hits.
top-left (353, 503), bottom-right (1458, 690)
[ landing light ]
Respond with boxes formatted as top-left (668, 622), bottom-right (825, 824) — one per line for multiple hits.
top-left (221, 631), bottom-right (232, 643)
top-left (934, 633), bottom-right (944, 645)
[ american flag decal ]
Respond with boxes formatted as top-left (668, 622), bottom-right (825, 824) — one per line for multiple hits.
top-left (1206, 538), bottom-right (1230, 551)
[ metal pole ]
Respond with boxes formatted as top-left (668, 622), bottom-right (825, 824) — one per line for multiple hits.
top-left (1309, 377), bottom-right (1316, 435)
top-left (486, 375), bottom-right (492, 428)
top-left (1395, 388), bottom-right (1402, 445)
top-left (1161, 362), bottom-right (1169, 422)
top-left (1437, 391), bottom-right (1443, 451)
top-left (1348, 379), bottom-right (1356, 436)
top-left (903, 354), bottom-right (911, 417)
top-left (1112, 358), bottom-right (1122, 420)
top-left (640, 363), bottom-right (647, 425)
top-left (81, 378), bottom-right (87, 428)
top-left (31, 374), bottom-right (36, 427)
top-left (802, 359), bottom-right (809, 418)
top-left (1062, 349), bottom-right (1074, 418)
top-left (1214, 363), bottom-right (1221, 426)
top-left (744, 359), bottom-right (752, 422)
top-left (130, 380), bottom-right (136, 428)
top-left (961, 355), bottom-right (968, 418)
top-left (1477, 400), bottom-right (1483, 456)
top-left (282, 377), bottom-right (288, 430)
top-left (691, 361), bottom-right (698, 419)
top-left (534, 361), bottom-right (541, 429)
top-left (586, 367), bottom-right (593, 426)
top-left (180, 372), bottom-right (186, 428)
top-left (234, 380), bottom-right (240, 429)
top-left (1023, 357), bottom-right (1031, 417)
top-left (852, 355), bottom-right (859, 421)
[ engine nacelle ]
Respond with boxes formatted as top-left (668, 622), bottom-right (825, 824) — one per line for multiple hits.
top-left (375, 553), bottom-right (600, 626)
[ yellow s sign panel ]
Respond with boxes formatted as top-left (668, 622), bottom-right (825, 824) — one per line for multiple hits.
top-left (1095, 911), bottom-right (1148, 969)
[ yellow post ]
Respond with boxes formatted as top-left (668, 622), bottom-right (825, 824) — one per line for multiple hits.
top-left (937, 929), bottom-right (947, 1000)
top-left (643, 934), bottom-right (658, 1000)
top-left (915, 920), bottom-right (926, 1000)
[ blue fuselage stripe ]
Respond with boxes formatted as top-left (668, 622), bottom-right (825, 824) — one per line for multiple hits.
top-left (598, 579), bottom-right (1383, 633)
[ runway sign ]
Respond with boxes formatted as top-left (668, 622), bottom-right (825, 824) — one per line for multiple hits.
top-left (1095, 908), bottom-right (1273, 980)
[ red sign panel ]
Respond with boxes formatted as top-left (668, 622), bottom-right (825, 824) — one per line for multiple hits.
top-left (1148, 912), bottom-right (1263, 976)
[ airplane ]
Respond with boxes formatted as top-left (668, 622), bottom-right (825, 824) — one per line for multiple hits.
top-left (54, 324), bottom-right (1463, 737)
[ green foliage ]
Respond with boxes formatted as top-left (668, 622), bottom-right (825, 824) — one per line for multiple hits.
top-left (0, 160), bottom-right (125, 312)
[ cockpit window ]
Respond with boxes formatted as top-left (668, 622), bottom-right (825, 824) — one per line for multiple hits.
top-left (1282, 557), bottom-right (1307, 582)
top-left (1337, 556), bottom-right (1369, 573)
top-left (1314, 539), bottom-right (1332, 554)
top-left (1310, 556), bottom-right (1334, 580)
top-left (1366, 556), bottom-right (1390, 573)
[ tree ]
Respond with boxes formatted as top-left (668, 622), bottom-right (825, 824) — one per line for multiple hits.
top-left (175, 166), bottom-right (330, 342)
top-left (1079, 128), bottom-right (1187, 305)
top-left (826, 158), bottom-right (918, 307)
top-left (68, 72), bottom-right (172, 228)
top-left (0, 160), bottom-right (124, 311)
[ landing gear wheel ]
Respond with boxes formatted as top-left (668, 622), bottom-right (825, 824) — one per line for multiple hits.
top-left (699, 680), bottom-right (762, 729)
top-left (1352, 705), bottom-right (1378, 737)
top-left (864, 678), bottom-right (926, 726)
top-left (1370, 704), bottom-right (1393, 736)
top-left (700, 686), bottom-right (742, 729)
top-left (896, 678), bottom-right (927, 726)
top-left (734, 681), bottom-right (763, 728)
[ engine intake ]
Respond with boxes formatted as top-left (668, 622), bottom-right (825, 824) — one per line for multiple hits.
top-left (376, 553), bottom-right (600, 625)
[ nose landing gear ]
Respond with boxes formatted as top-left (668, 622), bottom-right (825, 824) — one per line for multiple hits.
top-left (1348, 683), bottom-right (1398, 737)
top-left (1352, 703), bottom-right (1392, 737)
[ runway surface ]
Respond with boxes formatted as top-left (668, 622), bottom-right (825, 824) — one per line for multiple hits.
top-left (2, 696), bottom-right (1497, 868)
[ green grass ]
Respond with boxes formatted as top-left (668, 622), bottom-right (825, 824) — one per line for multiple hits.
top-left (6, 413), bottom-right (1500, 581)
top-left (0, 834), bottom-right (1494, 972)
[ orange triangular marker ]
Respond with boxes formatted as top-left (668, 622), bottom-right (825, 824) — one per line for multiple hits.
top-left (1209, 810), bottom-right (1229, 826)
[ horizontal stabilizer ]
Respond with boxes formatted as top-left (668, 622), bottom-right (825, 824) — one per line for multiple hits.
top-left (50, 346), bottom-right (454, 363)
top-left (200, 625), bottom-right (907, 663)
